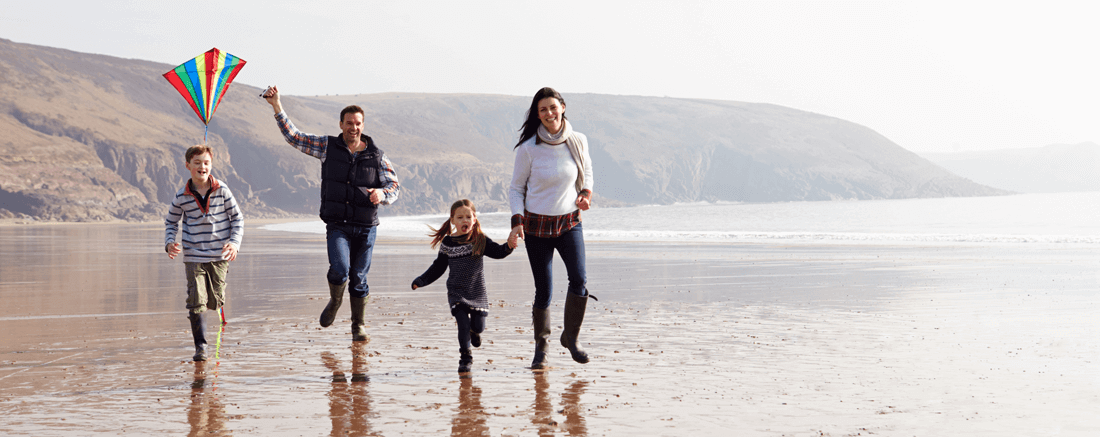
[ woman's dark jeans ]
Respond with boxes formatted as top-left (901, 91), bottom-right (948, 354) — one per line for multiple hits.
top-left (525, 223), bottom-right (587, 310)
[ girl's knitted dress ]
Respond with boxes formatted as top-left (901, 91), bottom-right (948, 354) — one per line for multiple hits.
top-left (412, 235), bottom-right (513, 311)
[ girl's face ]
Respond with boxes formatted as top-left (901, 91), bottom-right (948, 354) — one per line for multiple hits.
top-left (451, 205), bottom-right (477, 236)
top-left (537, 97), bottom-right (564, 134)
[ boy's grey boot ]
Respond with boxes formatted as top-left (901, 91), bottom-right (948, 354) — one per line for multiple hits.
top-left (350, 296), bottom-right (370, 342)
top-left (320, 281), bottom-right (347, 328)
top-left (560, 292), bottom-right (591, 364)
top-left (531, 307), bottom-right (550, 369)
top-left (188, 311), bottom-right (208, 362)
top-left (458, 348), bottom-right (473, 373)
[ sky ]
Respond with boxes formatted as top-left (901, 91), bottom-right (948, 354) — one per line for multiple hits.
top-left (2, 0), bottom-right (1096, 153)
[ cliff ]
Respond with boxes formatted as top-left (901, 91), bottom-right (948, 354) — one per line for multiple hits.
top-left (0, 38), bottom-right (1006, 222)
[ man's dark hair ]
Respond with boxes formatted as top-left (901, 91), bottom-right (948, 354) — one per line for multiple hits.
top-left (340, 105), bottom-right (365, 122)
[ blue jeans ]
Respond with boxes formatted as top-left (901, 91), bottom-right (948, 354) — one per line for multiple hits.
top-left (326, 223), bottom-right (377, 299)
top-left (525, 223), bottom-right (587, 310)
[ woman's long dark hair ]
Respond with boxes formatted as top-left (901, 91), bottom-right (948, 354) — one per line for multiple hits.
top-left (515, 87), bottom-right (566, 148)
top-left (427, 199), bottom-right (487, 255)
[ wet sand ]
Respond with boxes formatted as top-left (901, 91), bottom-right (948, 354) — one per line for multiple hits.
top-left (1, 223), bottom-right (1097, 436)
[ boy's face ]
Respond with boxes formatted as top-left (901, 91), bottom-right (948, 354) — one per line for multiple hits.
top-left (185, 152), bottom-right (212, 184)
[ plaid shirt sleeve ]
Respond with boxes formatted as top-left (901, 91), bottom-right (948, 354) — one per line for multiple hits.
top-left (275, 111), bottom-right (328, 160)
top-left (378, 152), bottom-right (400, 205)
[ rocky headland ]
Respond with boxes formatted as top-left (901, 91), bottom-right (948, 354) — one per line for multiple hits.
top-left (0, 38), bottom-right (1006, 223)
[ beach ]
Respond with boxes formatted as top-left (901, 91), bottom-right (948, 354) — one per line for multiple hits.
top-left (1, 222), bottom-right (1097, 436)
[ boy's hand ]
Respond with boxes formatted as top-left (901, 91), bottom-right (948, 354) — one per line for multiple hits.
top-left (222, 243), bottom-right (239, 261)
top-left (166, 243), bottom-right (182, 259)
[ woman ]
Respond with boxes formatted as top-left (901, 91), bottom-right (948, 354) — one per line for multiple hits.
top-left (508, 87), bottom-right (595, 369)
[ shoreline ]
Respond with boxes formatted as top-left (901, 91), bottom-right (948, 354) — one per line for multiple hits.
top-left (4, 191), bottom-right (1097, 245)
top-left (3, 217), bottom-right (1097, 249)
top-left (0, 216), bottom-right (315, 228)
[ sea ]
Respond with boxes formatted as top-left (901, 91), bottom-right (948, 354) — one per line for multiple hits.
top-left (262, 192), bottom-right (1099, 245)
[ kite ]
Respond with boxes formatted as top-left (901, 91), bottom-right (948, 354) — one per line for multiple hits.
top-left (163, 48), bottom-right (247, 142)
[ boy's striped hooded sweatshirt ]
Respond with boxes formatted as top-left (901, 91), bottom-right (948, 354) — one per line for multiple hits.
top-left (164, 177), bottom-right (244, 263)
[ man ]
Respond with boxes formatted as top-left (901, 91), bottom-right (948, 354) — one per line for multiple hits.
top-left (263, 86), bottom-right (399, 342)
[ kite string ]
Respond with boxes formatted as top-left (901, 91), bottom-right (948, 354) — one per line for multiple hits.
top-left (212, 308), bottom-right (223, 394)
top-left (215, 319), bottom-right (223, 360)
top-left (204, 125), bottom-right (209, 144)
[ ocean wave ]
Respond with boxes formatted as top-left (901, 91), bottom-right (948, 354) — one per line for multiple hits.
top-left (263, 194), bottom-right (1098, 245)
top-left (581, 230), bottom-right (1100, 244)
top-left (260, 221), bottom-right (1099, 245)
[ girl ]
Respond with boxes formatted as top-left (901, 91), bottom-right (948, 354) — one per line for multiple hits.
top-left (412, 199), bottom-right (514, 373)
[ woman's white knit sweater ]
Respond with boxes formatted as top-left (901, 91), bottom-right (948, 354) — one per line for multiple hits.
top-left (508, 134), bottom-right (594, 217)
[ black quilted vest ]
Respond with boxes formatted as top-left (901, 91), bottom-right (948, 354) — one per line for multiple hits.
top-left (319, 134), bottom-right (383, 226)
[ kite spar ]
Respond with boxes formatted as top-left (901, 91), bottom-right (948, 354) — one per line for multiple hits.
top-left (163, 48), bottom-right (247, 142)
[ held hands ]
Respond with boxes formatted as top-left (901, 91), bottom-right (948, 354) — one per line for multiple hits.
top-left (222, 243), bottom-right (239, 261)
top-left (166, 243), bottom-right (182, 259)
top-left (507, 225), bottom-right (524, 249)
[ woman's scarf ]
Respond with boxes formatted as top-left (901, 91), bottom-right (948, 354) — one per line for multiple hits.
top-left (537, 119), bottom-right (587, 192)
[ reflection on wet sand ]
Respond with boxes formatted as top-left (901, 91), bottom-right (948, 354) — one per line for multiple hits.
top-left (322, 342), bottom-right (374, 436)
top-left (188, 360), bottom-right (226, 436)
top-left (450, 377), bottom-right (488, 436)
top-left (561, 379), bottom-right (588, 435)
top-left (532, 371), bottom-right (553, 436)
top-left (530, 371), bottom-right (588, 436)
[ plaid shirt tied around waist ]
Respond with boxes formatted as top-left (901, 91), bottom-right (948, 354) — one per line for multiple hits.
top-left (519, 210), bottom-right (581, 239)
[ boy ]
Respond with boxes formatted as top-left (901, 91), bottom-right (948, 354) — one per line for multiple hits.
top-left (164, 145), bottom-right (244, 361)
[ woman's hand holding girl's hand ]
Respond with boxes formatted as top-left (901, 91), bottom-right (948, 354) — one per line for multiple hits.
top-left (508, 225), bottom-right (524, 248)
top-left (576, 194), bottom-right (591, 211)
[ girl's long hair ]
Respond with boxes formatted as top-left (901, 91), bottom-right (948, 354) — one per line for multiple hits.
top-left (427, 199), bottom-right (487, 255)
top-left (515, 87), bottom-right (566, 149)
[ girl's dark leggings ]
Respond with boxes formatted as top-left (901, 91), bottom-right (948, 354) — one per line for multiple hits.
top-left (451, 303), bottom-right (485, 350)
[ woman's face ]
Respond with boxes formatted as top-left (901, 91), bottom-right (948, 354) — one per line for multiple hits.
top-left (537, 97), bottom-right (565, 134)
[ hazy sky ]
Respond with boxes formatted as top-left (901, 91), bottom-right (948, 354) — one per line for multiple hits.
top-left (2, 1), bottom-right (1096, 152)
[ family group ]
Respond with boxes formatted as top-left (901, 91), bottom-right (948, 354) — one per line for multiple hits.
top-left (163, 87), bottom-right (596, 373)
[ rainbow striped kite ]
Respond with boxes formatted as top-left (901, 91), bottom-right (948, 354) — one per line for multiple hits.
top-left (163, 48), bottom-right (247, 141)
